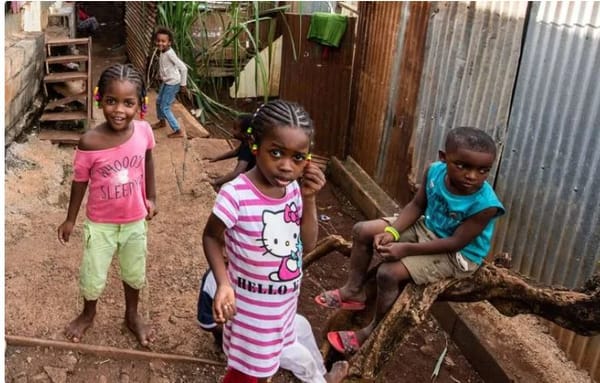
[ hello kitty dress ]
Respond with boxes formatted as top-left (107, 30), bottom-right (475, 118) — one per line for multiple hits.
top-left (213, 173), bottom-right (304, 378)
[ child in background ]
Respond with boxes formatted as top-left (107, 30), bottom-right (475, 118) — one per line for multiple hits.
top-left (151, 26), bottom-right (188, 138)
top-left (57, 64), bottom-right (157, 346)
top-left (316, 127), bottom-right (505, 355)
top-left (203, 100), bottom-right (339, 382)
top-left (76, 4), bottom-right (100, 36)
top-left (203, 114), bottom-right (256, 189)
top-left (197, 268), bottom-right (349, 383)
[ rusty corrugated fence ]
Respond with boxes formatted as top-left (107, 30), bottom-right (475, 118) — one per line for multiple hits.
top-left (348, 2), bottom-right (431, 205)
top-left (412, 1), bottom-right (528, 186)
top-left (124, 2), bottom-right (157, 78)
top-left (279, 14), bottom-right (356, 158)
top-left (492, 2), bottom-right (600, 379)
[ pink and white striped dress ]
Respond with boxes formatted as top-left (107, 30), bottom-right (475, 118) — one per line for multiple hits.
top-left (213, 174), bottom-right (304, 378)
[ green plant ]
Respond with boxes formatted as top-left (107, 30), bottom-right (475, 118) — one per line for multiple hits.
top-left (156, 2), bottom-right (237, 121)
top-left (156, 2), bottom-right (295, 121)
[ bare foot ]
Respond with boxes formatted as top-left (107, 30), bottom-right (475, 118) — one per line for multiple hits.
top-left (152, 121), bottom-right (166, 130)
top-left (338, 285), bottom-right (367, 305)
top-left (126, 313), bottom-right (155, 347)
top-left (325, 361), bottom-right (349, 383)
top-left (167, 130), bottom-right (185, 138)
top-left (64, 313), bottom-right (94, 343)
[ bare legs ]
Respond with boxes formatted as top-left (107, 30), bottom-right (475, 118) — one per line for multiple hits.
top-left (65, 299), bottom-right (96, 343)
top-left (123, 282), bottom-right (155, 346)
top-left (325, 361), bottom-right (350, 383)
top-left (65, 283), bottom-right (155, 346)
top-left (337, 220), bottom-right (387, 303)
top-left (336, 219), bottom-right (412, 344)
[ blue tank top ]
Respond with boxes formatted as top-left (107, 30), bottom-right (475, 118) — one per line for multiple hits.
top-left (424, 161), bottom-right (505, 264)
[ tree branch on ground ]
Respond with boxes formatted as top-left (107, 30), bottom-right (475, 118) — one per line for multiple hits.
top-left (302, 235), bottom-right (600, 381)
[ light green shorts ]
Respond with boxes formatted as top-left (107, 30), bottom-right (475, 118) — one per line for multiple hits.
top-left (80, 219), bottom-right (147, 300)
top-left (381, 216), bottom-right (479, 285)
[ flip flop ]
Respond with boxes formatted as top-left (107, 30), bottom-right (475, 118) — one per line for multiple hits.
top-left (314, 289), bottom-right (366, 311)
top-left (327, 331), bottom-right (361, 355)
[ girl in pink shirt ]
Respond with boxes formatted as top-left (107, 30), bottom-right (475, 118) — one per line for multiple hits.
top-left (203, 100), bottom-right (328, 382)
top-left (57, 64), bottom-right (157, 347)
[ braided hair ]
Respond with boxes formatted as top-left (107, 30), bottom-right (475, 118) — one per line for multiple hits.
top-left (250, 100), bottom-right (314, 146)
top-left (95, 64), bottom-right (148, 119)
top-left (445, 126), bottom-right (497, 156)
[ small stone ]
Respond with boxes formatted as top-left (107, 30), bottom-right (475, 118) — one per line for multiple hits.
top-left (26, 357), bottom-right (32, 363)
top-left (31, 372), bottom-right (50, 382)
top-left (14, 371), bottom-right (28, 383)
top-left (43, 367), bottom-right (67, 383)
top-left (60, 354), bottom-right (78, 372)
top-left (444, 355), bottom-right (456, 367)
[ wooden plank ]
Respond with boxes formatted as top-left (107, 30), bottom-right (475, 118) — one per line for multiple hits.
top-left (172, 102), bottom-right (210, 138)
top-left (40, 111), bottom-right (87, 121)
top-left (310, 153), bottom-right (329, 172)
top-left (45, 92), bottom-right (86, 109)
top-left (38, 129), bottom-right (81, 144)
top-left (46, 54), bottom-right (89, 64)
top-left (6, 335), bottom-right (224, 366)
top-left (44, 72), bottom-right (88, 82)
top-left (46, 37), bottom-right (90, 46)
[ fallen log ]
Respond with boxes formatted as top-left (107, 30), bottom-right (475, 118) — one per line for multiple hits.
top-left (303, 235), bottom-right (600, 381)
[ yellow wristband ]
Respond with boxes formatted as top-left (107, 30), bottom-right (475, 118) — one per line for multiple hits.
top-left (384, 226), bottom-right (401, 241)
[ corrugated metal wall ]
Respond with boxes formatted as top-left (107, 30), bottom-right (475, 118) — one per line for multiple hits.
top-left (279, 14), bottom-right (356, 158)
top-left (492, 2), bottom-right (600, 379)
top-left (348, 2), bottom-right (431, 205)
top-left (124, 2), bottom-right (157, 77)
top-left (412, 1), bottom-right (528, 186)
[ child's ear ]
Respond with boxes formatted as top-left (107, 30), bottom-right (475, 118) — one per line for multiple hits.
top-left (438, 150), bottom-right (447, 162)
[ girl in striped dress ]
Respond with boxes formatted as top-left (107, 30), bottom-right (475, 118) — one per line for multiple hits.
top-left (203, 100), bottom-right (326, 382)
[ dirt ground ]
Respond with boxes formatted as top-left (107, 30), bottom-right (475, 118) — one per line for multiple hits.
top-left (4, 10), bottom-right (595, 383)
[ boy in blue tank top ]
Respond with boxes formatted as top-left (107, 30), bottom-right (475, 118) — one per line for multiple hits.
top-left (315, 127), bottom-right (505, 355)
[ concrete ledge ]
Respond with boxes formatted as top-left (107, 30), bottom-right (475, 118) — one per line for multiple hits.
top-left (329, 156), bottom-right (399, 219)
top-left (432, 302), bottom-right (511, 383)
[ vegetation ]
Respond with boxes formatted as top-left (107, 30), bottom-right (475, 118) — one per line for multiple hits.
top-left (155, 1), bottom-right (292, 123)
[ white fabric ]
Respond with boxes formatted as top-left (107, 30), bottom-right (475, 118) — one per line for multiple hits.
top-left (280, 315), bottom-right (327, 383)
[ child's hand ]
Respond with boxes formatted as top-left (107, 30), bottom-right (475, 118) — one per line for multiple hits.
top-left (145, 199), bottom-right (158, 220)
top-left (373, 231), bottom-right (395, 248)
top-left (376, 242), bottom-right (409, 262)
top-left (213, 285), bottom-right (236, 324)
top-left (57, 220), bottom-right (75, 245)
top-left (300, 162), bottom-right (326, 198)
top-left (180, 86), bottom-right (191, 99)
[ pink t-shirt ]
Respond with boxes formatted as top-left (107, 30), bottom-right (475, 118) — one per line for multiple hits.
top-left (73, 120), bottom-right (155, 223)
top-left (213, 174), bottom-right (304, 378)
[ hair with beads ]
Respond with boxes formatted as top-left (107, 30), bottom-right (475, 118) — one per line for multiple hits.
top-left (445, 126), bottom-right (497, 156)
top-left (95, 63), bottom-right (148, 119)
top-left (154, 26), bottom-right (174, 42)
top-left (250, 100), bottom-right (314, 146)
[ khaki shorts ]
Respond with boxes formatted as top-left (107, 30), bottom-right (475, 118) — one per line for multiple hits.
top-left (80, 219), bottom-right (147, 300)
top-left (381, 216), bottom-right (479, 285)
